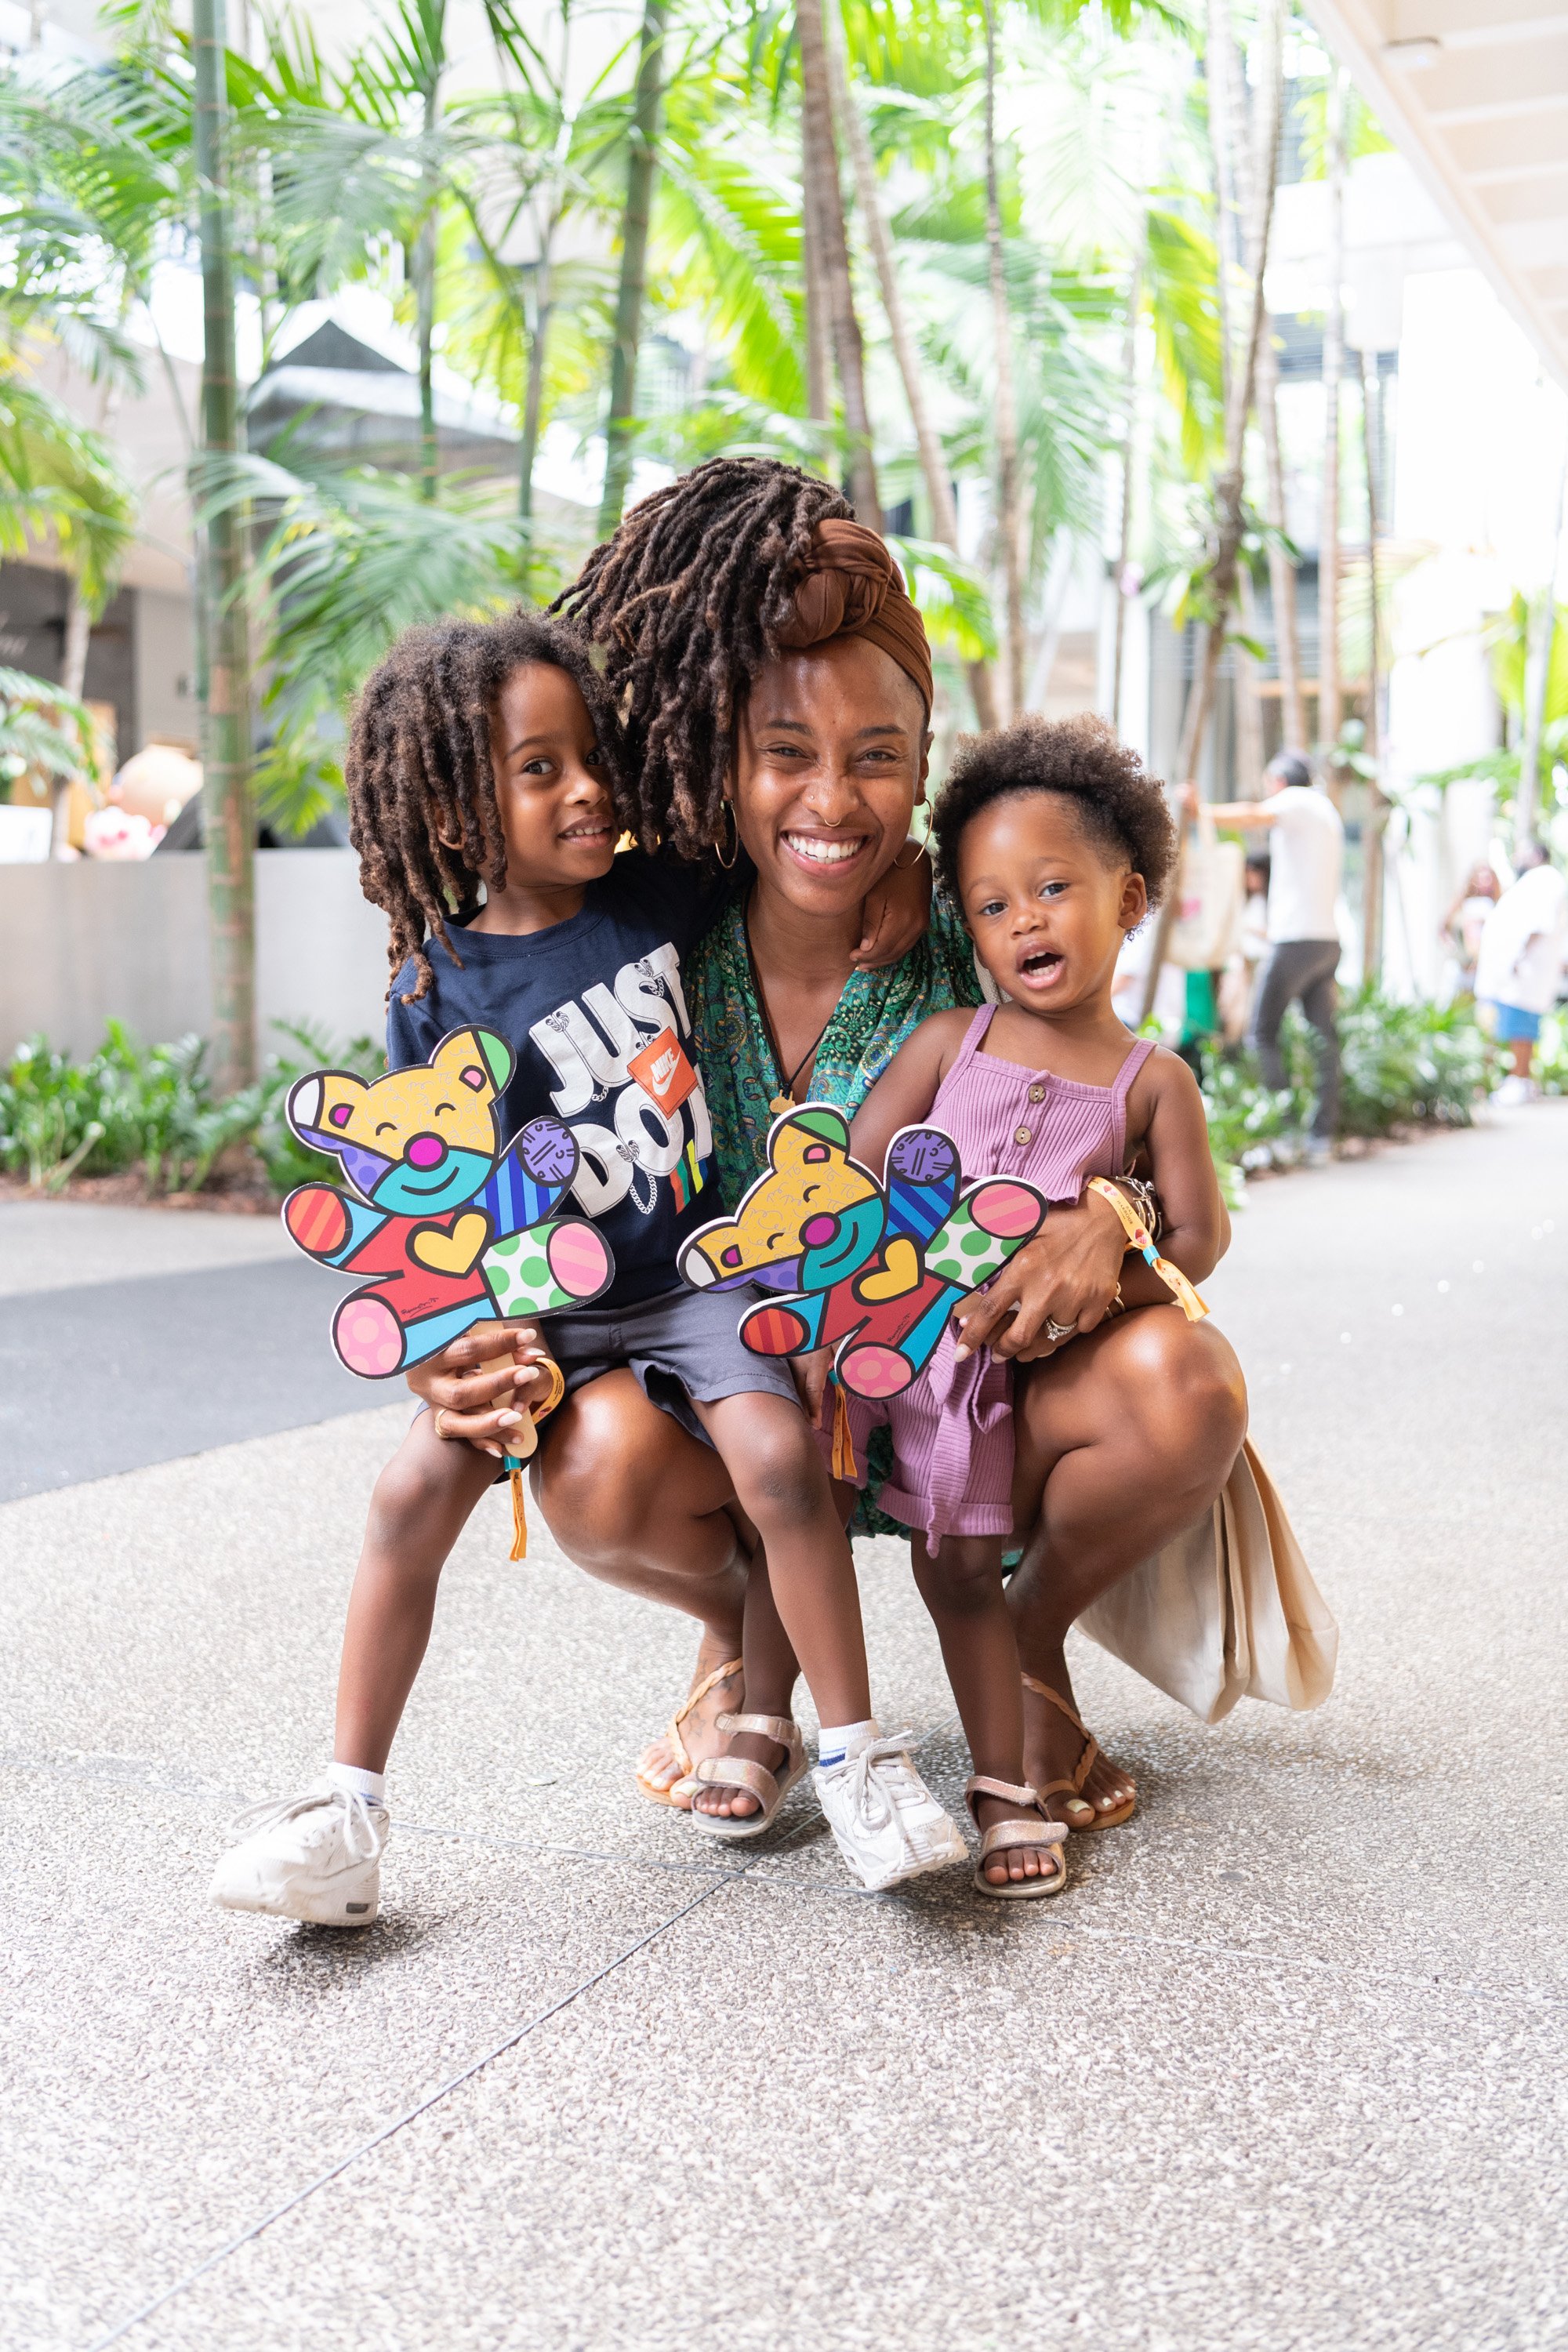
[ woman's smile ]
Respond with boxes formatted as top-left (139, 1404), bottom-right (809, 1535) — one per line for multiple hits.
top-left (779, 829), bottom-right (873, 871)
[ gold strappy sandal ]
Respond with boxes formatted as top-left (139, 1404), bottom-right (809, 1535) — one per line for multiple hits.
top-left (964, 1775), bottom-right (1068, 1898)
top-left (687, 1711), bottom-right (808, 1842)
top-left (1022, 1671), bottom-right (1137, 1831)
top-left (633, 1657), bottom-right (743, 1809)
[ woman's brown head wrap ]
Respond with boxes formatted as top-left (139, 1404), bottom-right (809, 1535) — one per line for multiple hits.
top-left (773, 519), bottom-right (933, 717)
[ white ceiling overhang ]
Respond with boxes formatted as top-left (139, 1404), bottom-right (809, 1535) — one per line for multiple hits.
top-left (1301, 0), bottom-right (1568, 387)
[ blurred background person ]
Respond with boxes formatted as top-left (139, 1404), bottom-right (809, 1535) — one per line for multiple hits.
top-left (1439, 863), bottom-right (1501, 1002)
top-left (1220, 851), bottom-right (1272, 1045)
top-left (1475, 845), bottom-right (1568, 1103)
top-left (1196, 753), bottom-right (1345, 1164)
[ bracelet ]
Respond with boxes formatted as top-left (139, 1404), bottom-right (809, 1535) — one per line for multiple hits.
top-left (1084, 1178), bottom-right (1208, 1323)
top-left (528, 1357), bottom-right (567, 1423)
top-left (1120, 1173), bottom-right (1162, 1244)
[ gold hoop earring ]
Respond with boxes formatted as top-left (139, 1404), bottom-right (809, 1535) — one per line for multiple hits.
top-left (715, 800), bottom-right (739, 870)
top-left (892, 832), bottom-right (929, 871)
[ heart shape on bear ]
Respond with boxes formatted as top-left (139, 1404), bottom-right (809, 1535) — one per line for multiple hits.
top-left (411, 1210), bottom-right (490, 1278)
top-left (855, 1234), bottom-right (922, 1302)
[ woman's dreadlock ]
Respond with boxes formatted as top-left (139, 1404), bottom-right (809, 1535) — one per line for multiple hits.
top-left (344, 609), bottom-right (626, 1004)
top-left (554, 456), bottom-right (852, 860)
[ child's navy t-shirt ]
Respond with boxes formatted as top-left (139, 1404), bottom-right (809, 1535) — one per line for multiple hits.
top-left (386, 850), bottom-right (728, 1309)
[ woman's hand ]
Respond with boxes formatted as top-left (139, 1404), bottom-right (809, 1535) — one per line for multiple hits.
top-left (951, 1189), bottom-right (1127, 1363)
top-left (851, 844), bottom-right (932, 969)
top-left (406, 1321), bottom-right (557, 1458)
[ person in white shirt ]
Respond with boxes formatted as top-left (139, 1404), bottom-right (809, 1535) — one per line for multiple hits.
top-left (1198, 753), bottom-right (1345, 1161)
top-left (1474, 845), bottom-right (1568, 1101)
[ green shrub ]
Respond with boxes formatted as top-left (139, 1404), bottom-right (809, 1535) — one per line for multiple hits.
top-left (1535, 1009), bottom-right (1568, 1096)
top-left (0, 1019), bottom-right (384, 1195)
top-left (1336, 985), bottom-right (1501, 1135)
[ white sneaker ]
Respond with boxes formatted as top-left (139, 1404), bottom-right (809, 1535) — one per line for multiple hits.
top-left (812, 1733), bottom-right (968, 1892)
top-left (210, 1783), bottom-right (388, 1925)
top-left (1494, 1074), bottom-right (1535, 1106)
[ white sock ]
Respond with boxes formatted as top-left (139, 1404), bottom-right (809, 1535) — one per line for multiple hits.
top-left (818, 1719), bottom-right (880, 1770)
top-left (328, 1760), bottom-right (387, 1807)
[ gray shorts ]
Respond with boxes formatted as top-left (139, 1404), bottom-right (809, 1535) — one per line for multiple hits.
top-left (542, 1281), bottom-right (798, 1447)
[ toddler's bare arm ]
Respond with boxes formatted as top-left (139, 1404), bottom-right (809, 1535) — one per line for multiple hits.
top-left (848, 1009), bottom-right (971, 1175)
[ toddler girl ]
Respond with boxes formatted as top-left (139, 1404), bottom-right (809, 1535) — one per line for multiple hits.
top-left (211, 612), bottom-right (963, 1924)
top-left (837, 715), bottom-right (1225, 1893)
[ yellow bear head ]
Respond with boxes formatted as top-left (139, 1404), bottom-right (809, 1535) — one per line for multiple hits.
top-left (287, 1026), bottom-right (515, 1212)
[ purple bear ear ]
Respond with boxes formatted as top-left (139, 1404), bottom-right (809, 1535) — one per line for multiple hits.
top-left (328, 1102), bottom-right (352, 1128)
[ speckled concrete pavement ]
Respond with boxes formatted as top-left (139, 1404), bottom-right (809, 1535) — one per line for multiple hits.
top-left (2, 1108), bottom-right (1564, 2352)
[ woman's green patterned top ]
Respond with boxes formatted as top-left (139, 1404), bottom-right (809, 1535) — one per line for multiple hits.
top-left (688, 889), bottom-right (984, 1211)
top-left (687, 891), bottom-right (984, 1542)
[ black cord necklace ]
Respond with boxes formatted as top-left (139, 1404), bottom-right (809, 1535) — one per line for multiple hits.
top-left (743, 900), bottom-right (843, 1116)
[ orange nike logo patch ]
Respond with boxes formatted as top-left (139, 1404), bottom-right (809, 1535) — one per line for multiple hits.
top-left (629, 1027), bottom-right (698, 1112)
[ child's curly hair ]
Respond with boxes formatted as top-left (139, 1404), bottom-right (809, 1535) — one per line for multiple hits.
top-left (344, 610), bottom-right (630, 1003)
top-left (931, 713), bottom-right (1178, 910)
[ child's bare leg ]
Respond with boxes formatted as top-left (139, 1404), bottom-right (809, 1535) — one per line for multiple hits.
top-left (909, 1532), bottom-right (1056, 1886)
top-left (334, 1410), bottom-right (498, 1773)
top-left (690, 1473), bottom-right (857, 1819)
top-left (686, 1397), bottom-right (867, 1817)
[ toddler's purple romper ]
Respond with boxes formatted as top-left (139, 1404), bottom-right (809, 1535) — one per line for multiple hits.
top-left (830, 1005), bottom-right (1156, 1543)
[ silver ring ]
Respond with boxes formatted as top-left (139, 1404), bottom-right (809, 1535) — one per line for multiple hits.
top-left (1044, 1317), bottom-right (1076, 1345)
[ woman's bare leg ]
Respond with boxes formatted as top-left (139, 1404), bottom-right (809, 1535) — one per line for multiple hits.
top-left (1009, 1307), bottom-right (1247, 1826)
top-left (533, 1370), bottom-right (753, 1802)
top-left (335, 1411), bottom-right (501, 1773)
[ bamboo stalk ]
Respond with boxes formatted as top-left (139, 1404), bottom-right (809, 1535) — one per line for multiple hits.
top-left (797, 0), bottom-right (880, 524)
top-left (1318, 65), bottom-right (1347, 779)
top-left (1110, 249), bottom-right (1143, 737)
top-left (1138, 0), bottom-right (1280, 1023)
top-left (1515, 443), bottom-right (1567, 858)
top-left (600, 0), bottom-right (668, 535)
top-left (1359, 345), bottom-right (1385, 979)
top-left (829, 22), bottom-right (996, 728)
top-left (801, 112), bottom-right (831, 423)
top-left (982, 0), bottom-right (1023, 717)
top-left (192, 0), bottom-right (255, 1094)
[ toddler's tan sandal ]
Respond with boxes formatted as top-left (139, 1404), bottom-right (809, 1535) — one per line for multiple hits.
top-left (964, 1774), bottom-right (1069, 1900)
top-left (1022, 1671), bottom-right (1136, 1831)
top-left (687, 1711), bottom-right (808, 1842)
top-left (634, 1657), bottom-right (743, 1808)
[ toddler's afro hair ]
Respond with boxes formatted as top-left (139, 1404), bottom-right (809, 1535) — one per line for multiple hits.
top-left (931, 713), bottom-right (1178, 909)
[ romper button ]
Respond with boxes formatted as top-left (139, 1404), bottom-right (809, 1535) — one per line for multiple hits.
top-left (1028, 1083), bottom-right (1046, 1102)
top-left (1014, 1125), bottom-right (1033, 1146)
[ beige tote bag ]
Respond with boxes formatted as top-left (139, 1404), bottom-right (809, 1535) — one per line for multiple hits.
top-left (1077, 1440), bottom-right (1338, 1726)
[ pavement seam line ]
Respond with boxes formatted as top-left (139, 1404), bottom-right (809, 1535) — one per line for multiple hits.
top-left (82, 1872), bottom-right (739, 2352)
top-left (78, 1761), bottom-right (855, 2352)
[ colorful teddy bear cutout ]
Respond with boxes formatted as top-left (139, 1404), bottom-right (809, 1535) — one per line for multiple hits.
top-left (677, 1104), bottom-right (1047, 1399)
top-left (282, 1025), bottom-right (615, 1382)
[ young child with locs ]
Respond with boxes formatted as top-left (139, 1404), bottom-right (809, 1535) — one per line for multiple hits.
top-left (833, 714), bottom-right (1228, 1890)
top-left (211, 612), bottom-right (963, 1926)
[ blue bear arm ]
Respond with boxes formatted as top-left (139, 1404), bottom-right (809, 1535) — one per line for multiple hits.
top-left (883, 1127), bottom-right (962, 1248)
top-left (476, 1123), bottom-right (577, 1240)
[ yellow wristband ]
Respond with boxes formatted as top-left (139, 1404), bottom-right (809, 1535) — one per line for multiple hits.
top-left (528, 1356), bottom-right (567, 1423)
top-left (1084, 1178), bottom-right (1208, 1323)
